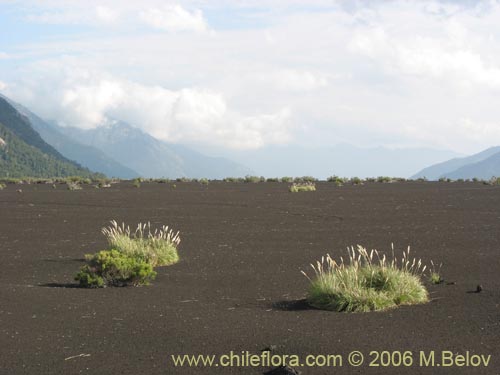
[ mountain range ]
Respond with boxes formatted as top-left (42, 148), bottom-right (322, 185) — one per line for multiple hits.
top-left (0, 97), bottom-right (98, 178)
top-left (1, 93), bottom-right (498, 180)
top-left (196, 143), bottom-right (462, 179)
top-left (412, 146), bottom-right (500, 180)
top-left (1, 94), bottom-right (252, 179)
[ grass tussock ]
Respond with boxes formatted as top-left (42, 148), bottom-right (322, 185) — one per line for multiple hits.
top-left (102, 220), bottom-right (181, 267)
top-left (302, 245), bottom-right (429, 312)
top-left (289, 182), bottom-right (316, 192)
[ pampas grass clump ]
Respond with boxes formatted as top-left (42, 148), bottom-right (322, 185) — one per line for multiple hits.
top-left (289, 182), bottom-right (316, 193)
top-left (102, 220), bottom-right (181, 267)
top-left (302, 245), bottom-right (429, 312)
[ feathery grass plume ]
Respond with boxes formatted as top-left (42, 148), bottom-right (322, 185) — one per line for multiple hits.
top-left (302, 244), bottom-right (429, 312)
top-left (289, 182), bottom-right (316, 192)
top-left (102, 220), bottom-right (181, 267)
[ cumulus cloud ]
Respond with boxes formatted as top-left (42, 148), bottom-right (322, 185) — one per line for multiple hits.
top-left (7, 64), bottom-right (291, 149)
top-left (140, 5), bottom-right (208, 32)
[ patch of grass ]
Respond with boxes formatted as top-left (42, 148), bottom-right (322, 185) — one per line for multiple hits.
top-left (75, 249), bottom-right (156, 288)
top-left (102, 220), bottom-right (181, 267)
top-left (302, 245), bottom-right (429, 312)
top-left (289, 182), bottom-right (316, 192)
top-left (0, 183), bottom-right (5, 190)
top-left (67, 181), bottom-right (82, 190)
top-left (132, 178), bottom-right (142, 188)
top-left (429, 260), bottom-right (443, 284)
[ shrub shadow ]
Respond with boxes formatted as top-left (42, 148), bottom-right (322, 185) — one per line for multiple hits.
top-left (39, 283), bottom-right (81, 289)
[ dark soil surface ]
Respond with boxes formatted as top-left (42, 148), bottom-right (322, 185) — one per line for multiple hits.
top-left (0, 181), bottom-right (499, 374)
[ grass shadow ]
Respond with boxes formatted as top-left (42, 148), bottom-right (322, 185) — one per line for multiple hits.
top-left (272, 299), bottom-right (315, 311)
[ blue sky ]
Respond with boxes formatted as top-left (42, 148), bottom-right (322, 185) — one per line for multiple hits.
top-left (1, 0), bottom-right (500, 153)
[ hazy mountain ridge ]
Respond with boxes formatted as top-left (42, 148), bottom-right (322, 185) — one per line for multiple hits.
top-left (0, 98), bottom-right (98, 178)
top-left (412, 146), bottom-right (500, 180)
top-left (1, 95), bottom-right (140, 179)
top-left (197, 143), bottom-right (462, 179)
top-left (58, 121), bottom-right (253, 179)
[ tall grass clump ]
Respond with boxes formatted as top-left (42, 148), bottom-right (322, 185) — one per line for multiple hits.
top-left (302, 245), bottom-right (429, 312)
top-left (289, 182), bottom-right (316, 192)
top-left (102, 220), bottom-right (181, 267)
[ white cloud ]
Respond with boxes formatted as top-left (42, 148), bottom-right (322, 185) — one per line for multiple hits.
top-left (0, 81), bottom-right (7, 91)
top-left (0, 52), bottom-right (10, 59)
top-left (7, 0), bottom-right (500, 153)
top-left (7, 64), bottom-right (291, 149)
top-left (95, 6), bottom-right (119, 24)
top-left (268, 69), bottom-right (328, 92)
top-left (140, 5), bottom-right (208, 32)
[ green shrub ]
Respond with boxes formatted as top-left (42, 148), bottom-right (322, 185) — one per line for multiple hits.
top-left (0, 183), bottom-right (5, 190)
top-left (294, 176), bottom-right (317, 183)
top-left (244, 175), bottom-right (265, 183)
top-left (327, 175), bottom-right (346, 186)
top-left (75, 249), bottom-right (156, 288)
top-left (266, 177), bottom-right (279, 182)
top-left (133, 178), bottom-right (142, 188)
top-left (289, 182), bottom-right (316, 193)
top-left (280, 176), bottom-right (293, 183)
top-left (102, 220), bottom-right (181, 267)
top-left (199, 178), bottom-right (209, 185)
top-left (376, 176), bottom-right (393, 183)
top-left (302, 245), bottom-right (429, 312)
top-left (350, 177), bottom-right (363, 185)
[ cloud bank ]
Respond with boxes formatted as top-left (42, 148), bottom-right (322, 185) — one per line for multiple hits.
top-left (2, 1), bottom-right (500, 153)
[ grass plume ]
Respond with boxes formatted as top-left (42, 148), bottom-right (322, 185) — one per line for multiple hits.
top-left (102, 220), bottom-right (181, 267)
top-left (302, 244), bottom-right (429, 312)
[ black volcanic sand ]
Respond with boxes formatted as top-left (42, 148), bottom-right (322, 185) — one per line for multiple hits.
top-left (0, 181), bottom-right (499, 374)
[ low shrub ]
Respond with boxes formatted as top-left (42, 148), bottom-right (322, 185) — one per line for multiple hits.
top-left (376, 176), bottom-right (393, 183)
top-left (102, 220), bottom-right (181, 267)
top-left (350, 177), bottom-right (363, 185)
top-left (294, 176), bottom-right (317, 183)
top-left (244, 175), bottom-right (265, 183)
top-left (327, 175), bottom-right (346, 186)
top-left (199, 178), bottom-right (209, 185)
top-left (266, 177), bottom-right (280, 182)
top-left (0, 183), bottom-right (5, 190)
top-left (289, 182), bottom-right (316, 193)
top-left (132, 178), bottom-right (142, 188)
top-left (302, 245), bottom-right (430, 312)
top-left (280, 177), bottom-right (293, 183)
top-left (75, 249), bottom-right (156, 288)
